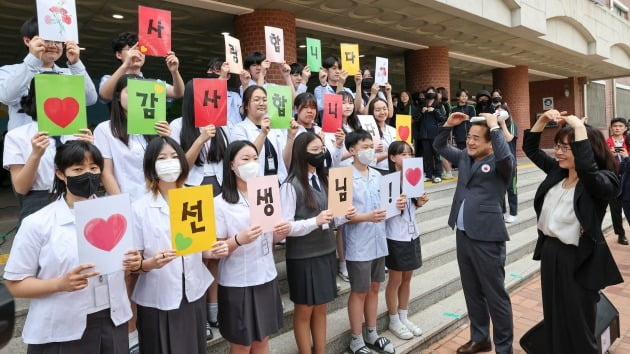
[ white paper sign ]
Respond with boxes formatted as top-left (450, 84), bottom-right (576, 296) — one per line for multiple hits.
top-left (381, 171), bottom-right (401, 219)
top-left (402, 158), bottom-right (425, 198)
top-left (601, 326), bottom-right (611, 354)
top-left (358, 115), bottom-right (381, 145)
top-left (75, 194), bottom-right (134, 274)
top-left (375, 57), bottom-right (388, 86)
top-left (36, 0), bottom-right (79, 42)
top-left (264, 26), bottom-right (284, 63)
top-left (224, 34), bottom-right (243, 74)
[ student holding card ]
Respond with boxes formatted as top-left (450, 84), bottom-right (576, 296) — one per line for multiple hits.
top-left (131, 137), bottom-right (228, 354)
top-left (281, 132), bottom-right (356, 354)
top-left (343, 130), bottom-right (396, 354)
top-left (214, 140), bottom-right (291, 353)
top-left (231, 85), bottom-right (298, 183)
top-left (4, 140), bottom-right (140, 353)
top-left (94, 74), bottom-right (171, 200)
top-left (240, 52), bottom-right (296, 98)
top-left (289, 62), bottom-right (311, 95)
top-left (369, 98), bottom-right (397, 172)
top-left (206, 58), bottom-right (243, 127)
top-left (0, 17), bottom-right (97, 130)
top-left (314, 56), bottom-right (357, 112)
top-left (3, 75), bottom-right (93, 222)
top-left (384, 141), bottom-right (429, 340)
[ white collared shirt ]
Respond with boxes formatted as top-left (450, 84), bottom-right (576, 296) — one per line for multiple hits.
top-left (386, 199), bottom-right (420, 241)
top-left (372, 124), bottom-right (396, 170)
top-left (170, 118), bottom-right (230, 186)
top-left (131, 192), bottom-right (213, 310)
top-left (3, 122), bottom-right (74, 191)
top-left (214, 193), bottom-right (277, 287)
top-left (3, 198), bottom-right (131, 344)
top-left (313, 84), bottom-right (354, 112)
top-left (230, 118), bottom-right (289, 183)
top-left (93, 120), bottom-right (147, 199)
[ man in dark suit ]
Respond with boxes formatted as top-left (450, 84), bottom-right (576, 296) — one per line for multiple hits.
top-left (434, 112), bottom-right (514, 354)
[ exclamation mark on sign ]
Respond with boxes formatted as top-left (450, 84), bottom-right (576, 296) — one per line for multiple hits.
top-left (388, 182), bottom-right (393, 203)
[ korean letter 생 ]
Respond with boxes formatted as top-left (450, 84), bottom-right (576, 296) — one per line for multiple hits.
top-left (247, 175), bottom-right (282, 233)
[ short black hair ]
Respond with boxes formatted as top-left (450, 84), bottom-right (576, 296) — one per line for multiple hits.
top-left (345, 130), bottom-right (372, 150)
top-left (52, 141), bottom-right (105, 200)
top-left (456, 89), bottom-right (469, 98)
top-left (289, 62), bottom-right (304, 75)
top-left (207, 57), bottom-right (223, 72)
top-left (244, 52), bottom-right (265, 69)
top-left (323, 56), bottom-right (341, 70)
top-left (20, 17), bottom-right (38, 39)
top-left (611, 117), bottom-right (627, 127)
top-left (112, 32), bottom-right (138, 53)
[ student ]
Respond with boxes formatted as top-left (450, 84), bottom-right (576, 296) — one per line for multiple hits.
top-left (369, 98), bottom-right (397, 172)
top-left (385, 141), bottom-right (429, 340)
top-left (98, 32), bottom-right (184, 103)
top-left (476, 90), bottom-right (495, 115)
top-left (214, 140), bottom-right (291, 353)
top-left (343, 130), bottom-right (395, 354)
top-left (0, 17), bottom-right (97, 130)
top-left (94, 74), bottom-right (172, 200)
top-left (231, 85), bottom-right (298, 183)
top-left (415, 87), bottom-right (445, 183)
top-left (314, 56), bottom-right (356, 112)
top-left (206, 58), bottom-right (244, 127)
top-left (3, 75), bottom-right (93, 222)
top-left (496, 105), bottom-right (518, 224)
top-left (239, 52), bottom-right (296, 98)
top-left (289, 62), bottom-right (311, 95)
top-left (281, 132), bottom-right (356, 354)
top-left (450, 89), bottom-right (476, 150)
top-left (132, 137), bottom-right (229, 353)
top-left (491, 89), bottom-right (505, 110)
top-left (4, 140), bottom-right (140, 353)
top-left (606, 117), bottom-right (630, 245)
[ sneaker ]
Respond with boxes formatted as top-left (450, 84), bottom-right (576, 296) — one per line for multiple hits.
top-left (129, 344), bottom-right (140, 354)
top-left (424, 176), bottom-right (431, 182)
top-left (338, 270), bottom-right (350, 282)
top-left (442, 172), bottom-right (454, 180)
top-left (402, 319), bottom-right (423, 337)
top-left (205, 322), bottom-right (214, 340)
top-left (389, 323), bottom-right (413, 340)
top-left (504, 214), bottom-right (517, 223)
top-left (432, 177), bottom-right (442, 183)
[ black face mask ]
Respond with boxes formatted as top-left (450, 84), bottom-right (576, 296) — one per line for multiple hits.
top-left (361, 77), bottom-right (374, 91)
top-left (492, 96), bottom-right (502, 103)
top-left (425, 92), bottom-right (436, 100)
top-left (207, 72), bottom-right (220, 79)
top-left (306, 152), bottom-right (326, 168)
top-left (478, 99), bottom-right (489, 106)
top-left (66, 172), bottom-right (101, 198)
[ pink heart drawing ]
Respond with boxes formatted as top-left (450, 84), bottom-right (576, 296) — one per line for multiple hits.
top-left (83, 214), bottom-right (127, 251)
top-left (405, 167), bottom-right (422, 187)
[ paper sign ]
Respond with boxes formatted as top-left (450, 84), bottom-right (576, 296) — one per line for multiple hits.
top-left (37, 0), bottom-right (78, 42)
top-left (224, 34), bottom-right (243, 74)
top-left (193, 79), bottom-right (227, 127)
top-left (265, 26), bottom-right (284, 63)
top-left (358, 115), bottom-right (381, 145)
top-left (328, 166), bottom-right (353, 216)
top-left (75, 194), bottom-right (134, 274)
top-left (35, 74), bottom-right (87, 136)
top-left (138, 6), bottom-right (171, 56)
top-left (375, 57), bottom-right (388, 86)
top-left (267, 85), bottom-right (293, 129)
top-left (247, 175), bottom-right (282, 232)
top-left (396, 114), bottom-right (412, 144)
top-left (380, 171), bottom-right (401, 219)
top-left (306, 37), bottom-right (322, 72)
top-left (601, 326), bottom-right (611, 354)
top-left (322, 94), bottom-right (343, 133)
top-left (169, 185), bottom-right (217, 256)
top-left (340, 43), bottom-right (359, 75)
top-left (402, 158), bottom-right (425, 198)
top-left (127, 79), bottom-right (166, 134)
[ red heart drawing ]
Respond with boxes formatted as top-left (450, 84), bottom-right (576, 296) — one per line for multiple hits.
top-left (83, 214), bottom-right (127, 252)
top-left (398, 126), bottom-right (410, 141)
top-left (43, 97), bottom-right (79, 128)
top-left (405, 167), bottom-right (422, 186)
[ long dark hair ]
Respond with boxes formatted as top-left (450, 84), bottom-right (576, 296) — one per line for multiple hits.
top-left (286, 132), bottom-right (328, 210)
top-left (368, 97), bottom-right (388, 138)
top-left (221, 140), bottom-right (258, 204)
top-left (180, 80), bottom-right (228, 166)
top-left (554, 124), bottom-right (617, 173)
top-left (52, 141), bottom-right (104, 200)
top-left (338, 91), bottom-right (360, 132)
top-left (143, 136), bottom-right (190, 196)
top-left (109, 73), bottom-right (152, 146)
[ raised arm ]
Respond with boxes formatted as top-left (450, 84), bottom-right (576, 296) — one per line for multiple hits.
top-left (434, 112), bottom-right (467, 163)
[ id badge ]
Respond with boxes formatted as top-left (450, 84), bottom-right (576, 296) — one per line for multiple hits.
top-left (267, 156), bottom-right (276, 171)
top-left (408, 223), bottom-right (416, 236)
top-left (94, 282), bottom-right (109, 307)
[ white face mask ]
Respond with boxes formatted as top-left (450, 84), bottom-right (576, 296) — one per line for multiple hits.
top-left (357, 148), bottom-right (375, 165)
top-left (155, 159), bottom-right (181, 183)
top-left (237, 161), bottom-right (259, 181)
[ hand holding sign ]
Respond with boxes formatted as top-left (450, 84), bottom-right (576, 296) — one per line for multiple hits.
top-left (247, 175), bottom-right (282, 232)
top-left (169, 185), bottom-right (217, 256)
top-left (322, 94), bottom-right (343, 133)
top-left (193, 79), bottom-right (227, 127)
top-left (340, 43), bottom-right (359, 76)
top-left (358, 115), bottom-right (381, 145)
top-left (127, 79), bottom-right (166, 134)
top-left (35, 74), bottom-right (87, 136)
top-left (375, 57), bottom-right (388, 86)
top-left (265, 26), bottom-right (284, 63)
top-left (267, 85), bottom-right (293, 129)
top-left (138, 6), bottom-right (171, 57)
top-left (328, 167), bottom-right (353, 216)
top-left (402, 158), bottom-right (425, 198)
top-left (306, 37), bottom-right (322, 72)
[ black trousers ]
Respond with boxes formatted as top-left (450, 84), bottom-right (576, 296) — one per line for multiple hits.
top-left (540, 236), bottom-right (598, 354)
top-left (421, 139), bottom-right (442, 179)
top-left (501, 165), bottom-right (518, 216)
top-left (609, 196), bottom-right (628, 237)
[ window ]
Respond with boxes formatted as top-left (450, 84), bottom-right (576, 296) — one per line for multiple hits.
top-left (612, 0), bottom-right (629, 19)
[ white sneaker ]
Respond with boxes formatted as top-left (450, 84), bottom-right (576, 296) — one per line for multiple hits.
top-left (432, 177), bottom-right (442, 183)
top-left (504, 214), bottom-right (517, 223)
top-left (401, 319), bottom-right (423, 336)
top-left (442, 172), bottom-right (454, 180)
top-left (388, 323), bottom-right (413, 340)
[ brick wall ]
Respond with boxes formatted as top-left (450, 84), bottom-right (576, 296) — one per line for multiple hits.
top-left (492, 66), bottom-right (530, 156)
top-left (234, 9), bottom-right (297, 84)
top-left (404, 47), bottom-right (450, 94)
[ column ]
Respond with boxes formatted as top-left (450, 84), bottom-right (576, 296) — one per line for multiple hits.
top-left (493, 66), bottom-right (529, 156)
top-left (404, 47), bottom-right (450, 94)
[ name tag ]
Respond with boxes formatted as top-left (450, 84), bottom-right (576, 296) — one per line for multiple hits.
top-left (267, 156), bottom-right (276, 171)
top-left (94, 283), bottom-right (109, 307)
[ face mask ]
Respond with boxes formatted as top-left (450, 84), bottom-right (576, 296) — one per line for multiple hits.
top-left (425, 92), bottom-right (436, 100)
top-left (357, 148), bottom-right (375, 165)
top-left (237, 161), bottom-right (259, 181)
top-left (66, 172), bottom-right (101, 198)
top-left (492, 96), bottom-right (502, 103)
top-left (306, 152), bottom-right (326, 168)
top-left (155, 159), bottom-right (181, 183)
top-left (206, 72), bottom-right (220, 79)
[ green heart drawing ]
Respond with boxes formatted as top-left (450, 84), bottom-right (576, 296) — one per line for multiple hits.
top-left (175, 233), bottom-right (193, 251)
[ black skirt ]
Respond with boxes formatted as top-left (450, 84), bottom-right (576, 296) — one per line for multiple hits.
top-left (385, 237), bottom-right (422, 271)
top-left (218, 278), bottom-right (283, 346)
top-left (286, 251), bottom-right (337, 305)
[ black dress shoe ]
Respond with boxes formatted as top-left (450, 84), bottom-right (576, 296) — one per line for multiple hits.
top-left (618, 235), bottom-right (629, 245)
top-left (205, 322), bottom-right (214, 340)
top-left (456, 340), bottom-right (492, 354)
top-left (209, 320), bottom-right (219, 328)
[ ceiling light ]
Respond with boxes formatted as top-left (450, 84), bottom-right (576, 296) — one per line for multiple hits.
top-left (359, 54), bottom-right (365, 58)
top-left (112, 14), bottom-right (124, 19)
top-left (79, 47), bottom-right (86, 51)
top-left (221, 32), bottom-right (230, 36)
top-left (299, 44), bottom-right (306, 48)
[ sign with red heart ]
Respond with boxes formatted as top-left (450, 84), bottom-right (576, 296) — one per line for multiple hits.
top-left (396, 114), bottom-right (412, 144)
top-left (402, 157), bottom-right (425, 198)
top-left (75, 194), bottom-right (133, 274)
top-left (35, 74), bottom-right (87, 136)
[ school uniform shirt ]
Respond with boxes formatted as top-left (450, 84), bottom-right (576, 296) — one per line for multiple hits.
top-left (326, 124), bottom-right (355, 167)
top-left (231, 118), bottom-right (289, 182)
top-left (0, 54), bottom-right (97, 130)
top-left (296, 83), bottom-right (308, 95)
top-left (3, 121), bottom-right (74, 191)
top-left (170, 118), bottom-right (230, 186)
top-left (314, 84), bottom-right (354, 112)
top-left (372, 124), bottom-right (397, 170)
top-left (295, 124), bottom-right (342, 168)
top-left (3, 198), bottom-right (131, 344)
top-left (98, 73), bottom-right (173, 104)
top-left (214, 193), bottom-right (277, 287)
top-left (342, 165), bottom-right (388, 261)
top-left (131, 192), bottom-right (213, 310)
top-left (93, 121), bottom-right (147, 199)
top-left (386, 199), bottom-right (420, 242)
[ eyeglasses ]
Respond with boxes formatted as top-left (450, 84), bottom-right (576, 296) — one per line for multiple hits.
top-left (553, 144), bottom-right (572, 153)
top-left (252, 98), bottom-right (267, 105)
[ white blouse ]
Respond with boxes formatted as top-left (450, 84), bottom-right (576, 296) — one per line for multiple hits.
top-left (537, 179), bottom-right (581, 246)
